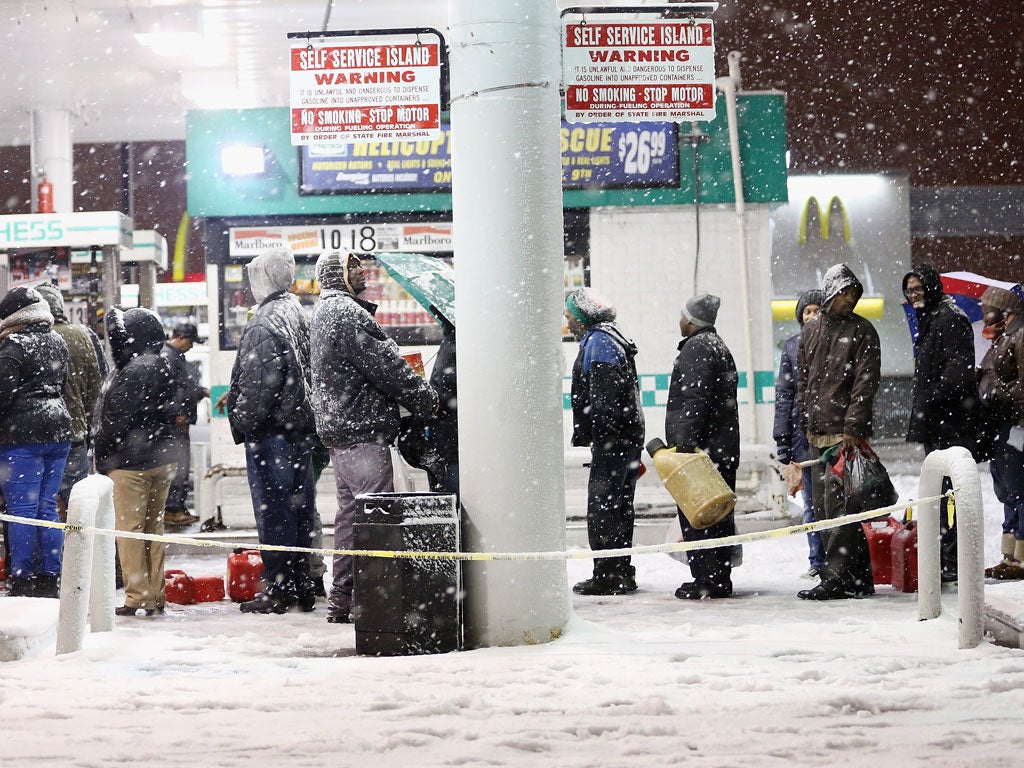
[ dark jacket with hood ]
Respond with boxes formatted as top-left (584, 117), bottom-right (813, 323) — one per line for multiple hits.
top-left (310, 261), bottom-right (437, 448)
top-left (0, 287), bottom-right (73, 447)
top-left (93, 308), bottom-right (177, 473)
top-left (666, 326), bottom-right (740, 488)
top-left (35, 282), bottom-right (103, 444)
top-left (798, 264), bottom-right (881, 440)
top-left (570, 321), bottom-right (644, 449)
top-left (902, 264), bottom-right (978, 448)
top-left (773, 289), bottom-right (823, 464)
top-left (227, 248), bottom-right (315, 444)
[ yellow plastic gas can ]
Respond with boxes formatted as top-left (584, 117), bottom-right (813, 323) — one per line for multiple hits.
top-left (646, 438), bottom-right (736, 529)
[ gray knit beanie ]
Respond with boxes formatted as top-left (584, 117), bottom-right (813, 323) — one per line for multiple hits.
top-left (681, 293), bottom-right (721, 328)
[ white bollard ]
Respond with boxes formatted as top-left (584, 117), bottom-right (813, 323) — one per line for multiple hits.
top-left (916, 447), bottom-right (985, 649)
top-left (89, 477), bottom-right (116, 633)
top-left (56, 475), bottom-right (115, 655)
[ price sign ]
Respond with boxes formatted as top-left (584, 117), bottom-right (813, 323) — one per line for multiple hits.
top-left (560, 122), bottom-right (678, 189)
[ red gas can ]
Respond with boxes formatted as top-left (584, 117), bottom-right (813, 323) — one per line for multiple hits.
top-left (861, 517), bottom-right (902, 585)
top-left (192, 575), bottom-right (226, 603)
top-left (227, 549), bottom-right (263, 602)
top-left (0, 555), bottom-right (6, 582)
top-left (891, 520), bottom-right (919, 593)
top-left (165, 569), bottom-right (196, 605)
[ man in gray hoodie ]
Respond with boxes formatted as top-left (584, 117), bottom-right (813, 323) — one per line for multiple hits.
top-left (227, 247), bottom-right (318, 615)
top-left (310, 251), bottom-right (438, 624)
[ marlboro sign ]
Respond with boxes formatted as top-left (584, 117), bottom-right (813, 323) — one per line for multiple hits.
top-left (563, 19), bottom-right (717, 123)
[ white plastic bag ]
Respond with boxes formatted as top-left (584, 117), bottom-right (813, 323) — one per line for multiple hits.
top-left (664, 515), bottom-right (689, 564)
top-left (391, 447), bottom-right (415, 492)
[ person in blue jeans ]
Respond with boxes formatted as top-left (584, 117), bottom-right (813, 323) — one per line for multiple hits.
top-left (227, 247), bottom-right (319, 614)
top-left (0, 286), bottom-right (73, 598)
top-left (773, 289), bottom-right (825, 579)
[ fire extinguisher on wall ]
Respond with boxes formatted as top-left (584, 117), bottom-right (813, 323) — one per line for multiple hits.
top-left (37, 175), bottom-right (53, 213)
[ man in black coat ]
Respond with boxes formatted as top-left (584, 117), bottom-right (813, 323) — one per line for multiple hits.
top-left (666, 293), bottom-right (740, 600)
top-left (161, 323), bottom-right (208, 527)
top-left (903, 264), bottom-right (978, 581)
top-left (227, 246), bottom-right (319, 615)
top-left (566, 288), bottom-right (644, 596)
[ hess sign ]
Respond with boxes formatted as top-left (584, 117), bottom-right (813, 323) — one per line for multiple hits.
top-left (563, 19), bottom-right (716, 123)
top-left (289, 36), bottom-right (442, 144)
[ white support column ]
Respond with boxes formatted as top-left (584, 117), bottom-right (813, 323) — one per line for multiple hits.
top-left (449, 0), bottom-right (571, 647)
top-left (30, 109), bottom-right (74, 213)
top-left (56, 475), bottom-right (116, 655)
top-left (916, 447), bottom-right (985, 649)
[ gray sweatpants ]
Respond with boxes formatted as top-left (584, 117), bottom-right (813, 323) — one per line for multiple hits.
top-left (327, 444), bottom-right (394, 618)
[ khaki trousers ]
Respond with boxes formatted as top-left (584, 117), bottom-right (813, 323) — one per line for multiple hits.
top-left (111, 464), bottom-right (176, 609)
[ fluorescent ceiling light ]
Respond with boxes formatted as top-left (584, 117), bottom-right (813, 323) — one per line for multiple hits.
top-left (134, 5), bottom-right (217, 59)
top-left (220, 144), bottom-right (267, 176)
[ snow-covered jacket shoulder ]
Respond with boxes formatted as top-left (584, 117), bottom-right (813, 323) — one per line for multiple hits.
top-left (310, 289), bottom-right (437, 448)
top-left (570, 322), bottom-right (644, 448)
top-left (227, 292), bottom-right (314, 444)
top-left (665, 327), bottom-right (740, 487)
top-left (773, 332), bottom-right (810, 464)
top-left (0, 323), bottom-right (72, 447)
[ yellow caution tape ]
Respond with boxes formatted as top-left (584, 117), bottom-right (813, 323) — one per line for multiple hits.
top-left (0, 492), bottom-right (951, 563)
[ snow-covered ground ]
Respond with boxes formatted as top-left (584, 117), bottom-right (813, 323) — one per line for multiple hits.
top-left (2, 473), bottom-right (1023, 767)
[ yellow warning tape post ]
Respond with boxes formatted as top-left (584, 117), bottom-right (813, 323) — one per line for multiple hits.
top-left (0, 492), bottom-right (950, 563)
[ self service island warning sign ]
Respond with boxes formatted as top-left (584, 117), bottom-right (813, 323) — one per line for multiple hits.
top-left (563, 19), bottom-right (716, 123)
top-left (290, 36), bottom-right (442, 144)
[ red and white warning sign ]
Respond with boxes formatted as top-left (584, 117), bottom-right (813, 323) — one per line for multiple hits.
top-left (563, 19), bottom-right (716, 123)
top-left (289, 36), bottom-right (442, 144)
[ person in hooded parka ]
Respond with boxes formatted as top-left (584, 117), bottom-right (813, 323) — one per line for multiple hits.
top-left (902, 264), bottom-right (979, 582)
top-left (309, 251), bottom-right (438, 625)
top-left (0, 286), bottom-right (73, 599)
top-left (796, 263), bottom-right (881, 601)
top-left (93, 307), bottom-right (178, 616)
top-left (226, 246), bottom-right (319, 615)
top-left (774, 289), bottom-right (825, 580)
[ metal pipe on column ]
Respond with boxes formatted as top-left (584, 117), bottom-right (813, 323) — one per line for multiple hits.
top-left (30, 109), bottom-right (74, 213)
top-left (449, 0), bottom-right (571, 647)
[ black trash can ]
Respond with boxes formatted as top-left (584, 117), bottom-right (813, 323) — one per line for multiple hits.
top-left (353, 492), bottom-right (462, 656)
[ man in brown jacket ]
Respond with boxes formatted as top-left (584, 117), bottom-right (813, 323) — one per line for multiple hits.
top-left (796, 263), bottom-right (881, 600)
